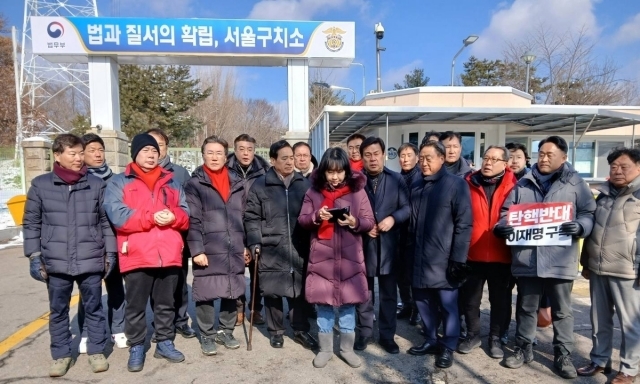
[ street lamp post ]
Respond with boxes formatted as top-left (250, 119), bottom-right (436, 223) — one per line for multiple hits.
top-left (350, 62), bottom-right (366, 99)
top-left (450, 35), bottom-right (479, 86)
top-left (312, 82), bottom-right (356, 105)
top-left (521, 51), bottom-right (536, 94)
top-left (374, 23), bottom-right (385, 93)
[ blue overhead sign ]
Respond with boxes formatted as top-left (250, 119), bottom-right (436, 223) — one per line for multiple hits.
top-left (31, 16), bottom-right (355, 61)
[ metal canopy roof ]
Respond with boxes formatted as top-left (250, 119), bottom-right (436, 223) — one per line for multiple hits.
top-left (312, 105), bottom-right (640, 142)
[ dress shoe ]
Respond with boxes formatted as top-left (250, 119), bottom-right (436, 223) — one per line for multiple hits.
top-left (251, 311), bottom-right (265, 326)
top-left (354, 336), bottom-right (373, 351)
top-left (235, 312), bottom-right (245, 326)
top-left (577, 361), bottom-right (612, 376)
top-left (436, 348), bottom-right (454, 368)
top-left (293, 331), bottom-right (319, 350)
top-left (611, 372), bottom-right (637, 384)
top-left (408, 341), bottom-right (440, 356)
top-left (175, 324), bottom-right (196, 339)
top-left (270, 334), bottom-right (284, 348)
top-left (379, 338), bottom-right (400, 354)
top-left (396, 306), bottom-right (412, 319)
top-left (409, 310), bottom-right (421, 326)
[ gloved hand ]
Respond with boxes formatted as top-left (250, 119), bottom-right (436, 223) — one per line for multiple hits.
top-left (249, 245), bottom-right (261, 261)
top-left (447, 261), bottom-right (472, 284)
top-left (104, 252), bottom-right (117, 278)
top-left (559, 221), bottom-right (582, 236)
top-left (29, 252), bottom-right (47, 283)
top-left (493, 224), bottom-right (515, 239)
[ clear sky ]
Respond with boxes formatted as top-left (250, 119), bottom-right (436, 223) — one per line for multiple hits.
top-left (2, 0), bottom-right (639, 114)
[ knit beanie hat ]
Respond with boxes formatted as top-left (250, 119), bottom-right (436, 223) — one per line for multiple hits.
top-left (131, 133), bottom-right (160, 160)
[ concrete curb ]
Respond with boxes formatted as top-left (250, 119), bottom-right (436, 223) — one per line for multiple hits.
top-left (0, 226), bottom-right (21, 243)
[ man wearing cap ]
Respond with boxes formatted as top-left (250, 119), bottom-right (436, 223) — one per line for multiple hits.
top-left (104, 134), bottom-right (190, 372)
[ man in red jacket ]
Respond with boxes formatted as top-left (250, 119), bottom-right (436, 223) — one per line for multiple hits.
top-left (104, 133), bottom-right (190, 372)
top-left (458, 145), bottom-right (516, 359)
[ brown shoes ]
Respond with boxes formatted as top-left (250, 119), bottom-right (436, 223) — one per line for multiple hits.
top-left (235, 312), bottom-right (245, 326)
top-left (611, 372), bottom-right (637, 384)
top-left (576, 361), bottom-right (612, 376)
top-left (251, 311), bottom-right (266, 325)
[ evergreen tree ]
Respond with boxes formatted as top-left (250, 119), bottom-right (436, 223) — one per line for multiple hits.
top-left (119, 65), bottom-right (211, 145)
top-left (393, 67), bottom-right (430, 89)
top-left (461, 56), bottom-right (548, 99)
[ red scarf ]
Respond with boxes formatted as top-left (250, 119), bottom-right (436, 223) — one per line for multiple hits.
top-left (204, 165), bottom-right (230, 203)
top-left (130, 162), bottom-right (162, 191)
top-left (318, 185), bottom-right (351, 240)
top-left (349, 158), bottom-right (364, 172)
top-left (53, 162), bottom-right (87, 185)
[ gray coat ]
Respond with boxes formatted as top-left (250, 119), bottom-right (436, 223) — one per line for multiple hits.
top-left (362, 168), bottom-right (411, 276)
top-left (580, 176), bottom-right (640, 279)
top-left (499, 163), bottom-right (596, 280)
top-left (23, 172), bottom-right (116, 275)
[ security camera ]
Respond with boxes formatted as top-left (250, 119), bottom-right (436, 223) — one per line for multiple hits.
top-left (374, 22), bottom-right (384, 39)
top-left (96, 124), bottom-right (102, 131)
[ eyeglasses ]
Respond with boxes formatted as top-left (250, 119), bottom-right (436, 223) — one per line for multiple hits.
top-left (482, 157), bottom-right (507, 164)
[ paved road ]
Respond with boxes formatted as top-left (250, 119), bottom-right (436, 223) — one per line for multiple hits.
top-left (0, 244), bottom-right (621, 383)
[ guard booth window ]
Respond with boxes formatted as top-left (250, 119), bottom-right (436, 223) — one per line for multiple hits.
top-left (409, 132), bottom-right (419, 146)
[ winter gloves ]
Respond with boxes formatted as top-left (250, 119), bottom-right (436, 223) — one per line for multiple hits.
top-left (105, 252), bottom-right (117, 278)
top-left (249, 245), bottom-right (261, 261)
top-left (447, 261), bottom-right (472, 284)
top-left (493, 224), bottom-right (515, 239)
top-left (28, 252), bottom-right (47, 283)
top-left (559, 221), bottom-right (583, 237)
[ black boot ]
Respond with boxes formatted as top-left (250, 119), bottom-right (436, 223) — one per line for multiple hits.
top-left (409, 309), bottom-right (421, 326)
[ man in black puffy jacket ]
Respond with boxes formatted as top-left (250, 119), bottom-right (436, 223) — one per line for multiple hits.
top-left (23, 134), bottom-right (117, 377)
top-left (244, 140), bottom-right (317, 350)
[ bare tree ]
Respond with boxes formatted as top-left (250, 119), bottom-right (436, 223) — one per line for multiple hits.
top-left (503, 25), bottom-right (638, 105)
top-left (189, 66), bottom-right (243, 145)
top-left (308, 69), bottom-right (346, 124)
top-left (189, 67), bottom-right (286, 147)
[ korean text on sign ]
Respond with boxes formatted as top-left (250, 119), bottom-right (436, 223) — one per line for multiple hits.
top-left (506, 202), bottom-right (573, 246)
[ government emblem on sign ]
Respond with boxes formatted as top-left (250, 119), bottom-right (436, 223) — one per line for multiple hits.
top-left (323, 27), bottom-right (346, 52)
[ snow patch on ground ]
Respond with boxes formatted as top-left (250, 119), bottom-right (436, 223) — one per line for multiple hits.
top-left (0, 208), bottom-right (15, 230)
top-left (0, 231), bottom-right (23, 250)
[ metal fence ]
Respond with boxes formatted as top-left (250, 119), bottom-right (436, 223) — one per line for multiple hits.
top-left (169, 147), bottom-right (270, 173)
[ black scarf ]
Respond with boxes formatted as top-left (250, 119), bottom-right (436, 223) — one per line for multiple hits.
top-left (87, 161), bottom-right (113, 180)
top-left (401, 166), bottom-right (419, 188)
top-left (532, 164), bottom-right (564, 195)
top-left (514, 167), bottom-right (528, 180)
top-left (445, 158), bottom-right (463, 176)
top-left (473, 170), bottom-right (504, 209)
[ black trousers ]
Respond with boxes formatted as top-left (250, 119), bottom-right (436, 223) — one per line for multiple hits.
top-left (237, 259), bottom-right (263, 313)
top-left (174, 256), bottom-right (190, 326)
top-left (48, 272), bottom-right (106, 359)
top-left (264, 295), bottom-right (310, 335)
top-left (356, 274), bottom-right (398, 340)
top-left (459, 261), bottom-right (512, 338)
top-left (396, 248), bottom-right (415, 310)
top-left (515, 277), bottom-right (574, 355)
top-left (123, 267), bottom-right (180, 346)
top-left (195, 298), bottom-right (237, 336)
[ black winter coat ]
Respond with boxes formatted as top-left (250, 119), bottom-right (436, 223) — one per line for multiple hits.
top-left (408, 166), bottom-right (473, 289)
top-left (244, 168), bottom-right (311, 299)
top-left (185, 166), bottom-right (246, 302)
top-left (23, 172), bottom-right (116, 275)
top-left (226, 153), bottom-right (270, 204)
top-left (362, 168), bottom-right (411, 276)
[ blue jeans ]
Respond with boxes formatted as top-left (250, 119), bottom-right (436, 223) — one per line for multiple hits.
top-left (316, 304), bottom-right (356, 333)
